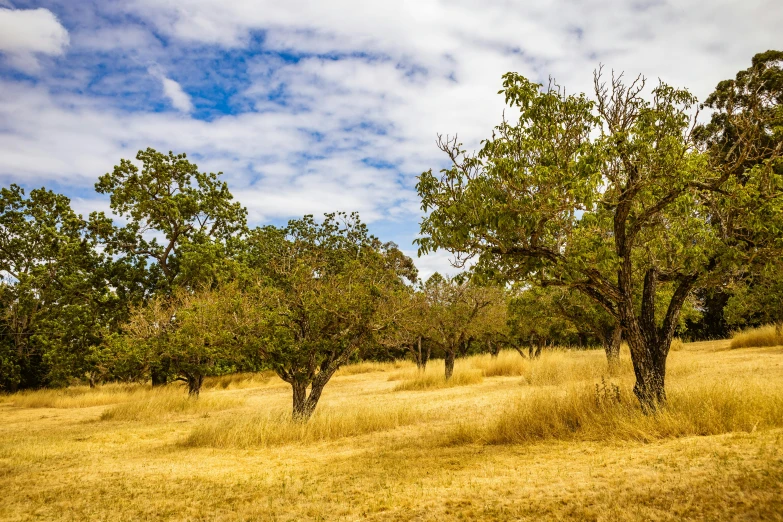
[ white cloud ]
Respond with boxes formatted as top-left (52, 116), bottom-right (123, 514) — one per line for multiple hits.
top-left (160, 76), bottom-right (194, 113)
top-left (148, 66), bottom-right (194, 113)
top-left (0, 7), bottom-right (69, 72)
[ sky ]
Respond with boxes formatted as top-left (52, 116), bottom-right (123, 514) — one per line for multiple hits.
top-left (0, 0), bottom-right (781, 279)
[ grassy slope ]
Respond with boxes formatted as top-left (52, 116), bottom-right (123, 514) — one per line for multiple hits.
top-left (1, 340), bottom-right (783, 521)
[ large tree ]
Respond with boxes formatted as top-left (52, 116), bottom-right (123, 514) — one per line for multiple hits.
top-left (90, 148), bottom-right (247, 293)
top-left (0, 185), bottom-right (114, 391)
top-left (235, 213), bottom-right (416, 420)
top-left (90, 148), bottom-right (247, 385)
top-left (417, 53), bottom-right (783, 410)
top-left (700, 50), bottom-right (783, 337)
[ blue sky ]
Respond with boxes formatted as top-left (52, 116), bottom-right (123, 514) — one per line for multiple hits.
top-left (0, 0), bottom-right (781, 278)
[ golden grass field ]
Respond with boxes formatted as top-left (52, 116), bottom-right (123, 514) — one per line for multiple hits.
top-left (2, 339), bottom-right (783, 521)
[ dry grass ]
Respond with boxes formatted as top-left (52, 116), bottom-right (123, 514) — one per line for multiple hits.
top-left (469, 348), bottom-right (637, 382)
top-left (730, 324), bottom-right (783, 349)
top-left (100, 392), bottom-right (244, 422)
top-left (335, 359), bottom-right (413, 376)
top-left (0, 382), bottom-right (152, 409)
top-left (202, 371), bottom-right (276, 390)
top-left (184, 403), bottom-right (426, 448)
top-left (2, 340), bottom-right (783, 521)
top-left (391, 362), bottom-right (484, 391)
top-left (444, 378), bottom-right (783, 445)
top-left (470, 350), bottom-right (526, 376)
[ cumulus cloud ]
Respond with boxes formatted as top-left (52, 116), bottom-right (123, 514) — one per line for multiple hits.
top-left (148, 66), bottom-right (194, 113)
top-left (0, 7), bottom-right (69, 72)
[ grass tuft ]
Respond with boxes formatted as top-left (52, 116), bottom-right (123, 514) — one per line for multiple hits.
top-left (335, 360), bottom-right (413, 376)
top-left (202, 372), bottom-right (276, 390)
top-left (730, 324), bottom-right (783, 349)
top-left (443, 378), bottom-right (783, 446)
top-left (471, 350), bottom-right (526, 376)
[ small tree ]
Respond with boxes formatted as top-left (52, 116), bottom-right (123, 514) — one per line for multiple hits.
top-left (123, 287), bottom-right (240, 397)
top-left (506, 286), bottom-right (578, 358)
top-left (236, 213), bottom-right (416, 420)
top-left (420, 273), bottom-right (499, 379)
top-left (417, 53), bottom-right (783, 410)
top-left (549, 287), bottom-right (622, 363)
top-left (376, 288), bottom-right (433, 369)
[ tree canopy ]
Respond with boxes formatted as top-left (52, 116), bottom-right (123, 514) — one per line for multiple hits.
top-left (234, 212), bottom-right (417, 419)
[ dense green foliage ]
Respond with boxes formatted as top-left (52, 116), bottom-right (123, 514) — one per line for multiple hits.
top-left (0, 186), bottom-right (117, 391)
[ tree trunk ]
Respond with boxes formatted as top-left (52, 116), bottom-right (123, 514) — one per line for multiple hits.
top-left (620, 269), bottom-right (693, 411)
top-left (444, 349), bottom-right (455, 380)
top-left (489, 339), bottom-right (500, 358)
top-left (514, 346), bottom-right (527, 359)
top-left (292, 381), bottom-right (309, 420)
top-left (529, 340), bottom-right (543, 359)
top-left (89, 372), bottom-right (97, 389)
top-left (604, 324), bottom-right (622, 368)
top-left (291, 381), bottom-right (326, 421)
top-left (625, 329), bottom-right (667, 412)
top-left (187, 374), bottom-right (203, 398)
top-left (415, 336), bottom-right (431, 370)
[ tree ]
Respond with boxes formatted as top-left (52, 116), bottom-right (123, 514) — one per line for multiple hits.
top-left (90, 148), bottom-right (247, 385)
top-left (91, 148), bottom-right (247, 292)
top-left (123, 286), bottom-right (241, 397)
top-left (506, 286), bottom-right (579, 358)
top-left (724, 259), bottom-right (783, 335)
top-left (235, 213), bottom-right (416, 420)
top-left (417, 53), bottom-right (783, 410)
top-left (419, 273), bottom-right (499, 379)
top-left (699, 50), bottom-right (783, 337)
top-left (376, 287), bottom-right (433, 369)
top-left (0, 185), bottom-right (113, 391)
top-left (549, 287), bottom-right (622, 363)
